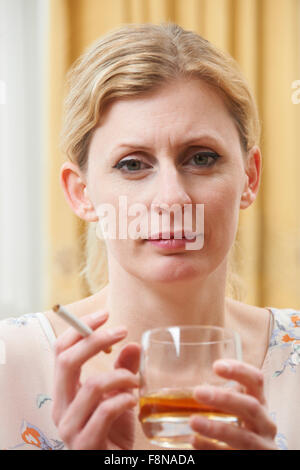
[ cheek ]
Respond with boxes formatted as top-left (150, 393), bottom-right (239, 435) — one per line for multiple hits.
top-left (202, 172), bottom-right (242, 212)
top-left (100, 238), bottom-right (125, 270)
top-left (200, 177), bottom-right (242, 242)
top-left (92, 182), bottom-right (124, 229)
top-left (208, 186), bottom-right (239, 215)
top-left (104, 239), bottom-right (142, 274)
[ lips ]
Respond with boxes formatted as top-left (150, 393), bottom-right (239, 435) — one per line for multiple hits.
top-left (147, 231), bottom-right (197, 240)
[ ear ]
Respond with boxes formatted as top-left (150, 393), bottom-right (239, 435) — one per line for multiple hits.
top-left (240, 146), bottom-right (262, 210)
top-left (60, 161), bottom-right (98, 222)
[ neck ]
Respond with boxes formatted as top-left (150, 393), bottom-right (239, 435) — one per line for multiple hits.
top-left (102, 256), bottom-right (230, 345)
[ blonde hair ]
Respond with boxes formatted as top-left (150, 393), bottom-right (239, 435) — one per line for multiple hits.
top-left (61, 22), bottom-right (260, 299)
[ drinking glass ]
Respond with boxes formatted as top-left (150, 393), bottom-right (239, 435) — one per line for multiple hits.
top-left (138, 325), bottom-right (242, 449)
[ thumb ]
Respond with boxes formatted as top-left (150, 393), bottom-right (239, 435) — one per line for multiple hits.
top-left (114, 342), bottom-right (141, 374)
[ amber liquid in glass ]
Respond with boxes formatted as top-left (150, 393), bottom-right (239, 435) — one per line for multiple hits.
top-left (139, 390), bottom-right (240, 449)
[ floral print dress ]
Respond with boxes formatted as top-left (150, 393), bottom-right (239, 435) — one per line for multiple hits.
top-left (261, 308), bottom-right (300, 450)
top-left (0, 307), bottom-right (299, 450)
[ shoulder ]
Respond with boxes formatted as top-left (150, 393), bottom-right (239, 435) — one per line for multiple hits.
top-left (0, 312), bottom-right (54, 367)
top-left (264, 306), bottom-right (300, 380)
top-left (226, 297), bottom-right (271, 319)
top-left (0, 314), bottom-right (46, 402)
top-left (225, 298), bottom-right (272, 369)
top-left (267, 306), bottom-right (300, 346)
top-left (226, 297), bottom-right (271, 340)
top-left (0, 313), bottom-right (42, 342)
top-left (0, 312), bottom-right (55, 406)
top-left (0, 312), bottom-right (40, 327)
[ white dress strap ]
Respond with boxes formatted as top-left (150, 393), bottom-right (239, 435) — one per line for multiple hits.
top-left (35, 312), bottom-right (57, 350)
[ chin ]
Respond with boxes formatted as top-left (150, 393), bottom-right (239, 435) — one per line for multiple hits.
top-left (143, 258), bottom-right (202, 283)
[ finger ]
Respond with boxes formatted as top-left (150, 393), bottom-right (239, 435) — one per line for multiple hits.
top-left (52, 326), bottom-right (128, 423)
top-left (58, 369), bottom-right (139, 435)
top-left (56, 326), bottom-right (128, 371)
top-left (114, 343), bottom-right (141, 374)
top-left (190, 415), bottom-right (277, 450)
top-left (190, 432), bottom-right (232, 450)
top-left (54, 310), bottom-right (109, 354)
top-left (193, 386), bottom-right (276, 437)
top-left (76, 392), bottom-right (138, 449)
top-left (213, 359), bottom-right (266, 404)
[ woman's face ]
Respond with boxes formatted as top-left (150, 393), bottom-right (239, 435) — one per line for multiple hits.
top-left (85, 78), bottom-right (255, 283)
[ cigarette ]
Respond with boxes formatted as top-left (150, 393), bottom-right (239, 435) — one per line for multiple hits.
top-left (52, 304), bottom-right (112, 353)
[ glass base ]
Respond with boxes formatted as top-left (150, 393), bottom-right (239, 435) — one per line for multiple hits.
top-left (142, 414), bottom-right (239, 449)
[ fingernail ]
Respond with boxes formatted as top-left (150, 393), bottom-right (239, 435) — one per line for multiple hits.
top-left (216, 360), bottom-right (231, 373)
top-left (129, 395), bottom-right (138, 406)
top-left (195, 387), bottom-right (214, 401)
top-left (111, 326), bottom-right (128, 338)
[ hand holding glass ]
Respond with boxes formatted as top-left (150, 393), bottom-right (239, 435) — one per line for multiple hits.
top-left (139, 325), bottom-right (242, 449)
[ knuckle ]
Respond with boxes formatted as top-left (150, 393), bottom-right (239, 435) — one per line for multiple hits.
top-left (268, 419), bottom-right (278, 439)
top-left (100, 401), bottom-right (114, 419)
top-left (100, 393), bottom-right (134, 420)
top-left (201, 417), bottom-right (213, 434)
top-left (57, 351), bottom-right (74, 369)
top-left (256, 371), bottom-right (264, 388)
top-left (54, 340), bottom-right (63, 357)
top-left (116, 368), bottom-right (134, 380)
top-left (122, 392), bottom-right (137, 407)
top-left (84, 376), bottom-right (102, 393)
top-left (94, 330), bottom-right (114, 349)
top-left (221, 388), bottom-right (234, 404)
top-left (95, 329), bottom-right (110, 342)
top-left (209, 420), bottom-right (225, 439)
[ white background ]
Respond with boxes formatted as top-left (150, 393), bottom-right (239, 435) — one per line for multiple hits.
top-left (0, 0), bottom-right (48, 319)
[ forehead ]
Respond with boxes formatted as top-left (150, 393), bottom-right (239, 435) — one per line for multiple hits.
top-left (90, 78), bottom-right (240, 154)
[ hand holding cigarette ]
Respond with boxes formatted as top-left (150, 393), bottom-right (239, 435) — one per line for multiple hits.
top-left (52, 304), bottom-right (112, 353)
top-left (51, 306), bottom-right (141, 450)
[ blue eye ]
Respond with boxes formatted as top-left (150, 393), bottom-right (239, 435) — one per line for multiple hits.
top-left (113, 158), bottom-right (149, 172)
top-left (188, 151), bottom-right (220, 167)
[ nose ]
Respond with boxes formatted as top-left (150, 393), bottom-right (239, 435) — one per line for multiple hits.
top-left (151, 166), bottom-right (192, 213)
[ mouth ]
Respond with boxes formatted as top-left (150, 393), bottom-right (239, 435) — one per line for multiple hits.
top-left (146, 231), bottom-right (200, 240)
top-left (143, 231), bottom-right (204, 251)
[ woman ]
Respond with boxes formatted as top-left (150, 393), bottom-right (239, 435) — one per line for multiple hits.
top-left (1, 23), bottom-right (299, 451)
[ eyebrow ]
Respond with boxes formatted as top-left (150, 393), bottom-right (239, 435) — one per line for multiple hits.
top-left (108, 132), bottom-right (225, 159)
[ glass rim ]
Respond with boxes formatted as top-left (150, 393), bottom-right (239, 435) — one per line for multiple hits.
top-left (141, 324), bottom-right (240, 346)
